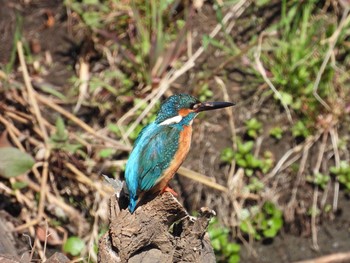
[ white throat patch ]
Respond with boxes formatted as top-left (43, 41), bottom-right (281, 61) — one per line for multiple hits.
top-left (159, 115), bottom-right (183, 126)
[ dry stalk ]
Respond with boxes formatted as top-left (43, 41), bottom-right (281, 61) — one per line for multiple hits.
top-left (311, 186), bottom-right (319, 251)
top-left (17, 42), bottom-right (51, 255)
top-left (177, 166), bottom-right (228, 193)
top-left (294, 252), bottom-right (350, 263)
top-left (74, 59), bottom-right (90, 113)
top-left (330, 127), bottom-right (340, 212)
top-left (288, 144), bottom-right (311, 207)
top-left (264, 134), bottom-right (320, 182)
top-left (310, 131), bottom-right (329, 251)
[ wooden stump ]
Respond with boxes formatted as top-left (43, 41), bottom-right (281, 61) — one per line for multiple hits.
top-left (98, 192), bottom-right (216, 263)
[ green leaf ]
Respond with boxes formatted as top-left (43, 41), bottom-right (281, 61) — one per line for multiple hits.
top-left (229, 254), bottom-right (240, 263)
top-left (51, 116), bottom-right (68, 142)
top-left (221, 148), bottom-right (234, 163)
top-left (63, 236), bottom-right (85, 256)
top-left (246, 169), bottom-right (254, 177)
top-left (263, 227), bottom-right (278, 238)
top-left (269, 127), bottom-right (283, 140)
top-left (11, 181), bottom-right (28, 190)
top-left (272, 217), bottom-right (283, 230)
top-left (226, 243), bottom-right (240, 254)
top-left (240, 220), bottom-right (255, 235)
top-left (276, 91), bottom-right (293, 105)
top-left (37, 84), bottom-right (66, 100)
top-left (98, 148), bottom-right (115, 158)
top-left (236, 158), bottom-right (247, 168)
top-left (211, 238), bottom-right (221, 251)
top-left (247, 129), bottom-right (257, 138)
top-left (0, 147), bottom-right (35, 178)
top-left (82, 11), bottom-right (102, 28)
top-left (256, 0), bottom-right (271, 6)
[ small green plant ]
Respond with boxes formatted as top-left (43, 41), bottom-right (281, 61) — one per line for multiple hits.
top-left (306, 172), bottom-right (330, 190)
top-left (246, 177), bottom-right (265, 192)
top-left (208, 218), bottom-right (240, 263)
top-left (245, 118), bottom-right (262, 139)
top-left (239, 202), bottom-right (283, 240)
top-left (221, 140), bottom-right (273, 176)
top-left (220, 147), bottom-right (235, 164)
top-left (198, 83), bottom-right (214, 102)
top-left (291, 120), bottom-right (310, 139)
top-left (269, 126), bottom-right (283, 140)
top-left (50, 117), bottom-right (83, 154)
top-left (330, 161), bottom-right (350, 191)
top-left (262, 1), bottom-right (335, 115)
top-left (63, 236), bottom-right (85, 256)
top-left (98, 148), bottom-right (116, 159)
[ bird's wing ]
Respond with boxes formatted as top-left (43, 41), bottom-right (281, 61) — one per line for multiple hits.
top-left (137, 125), bottom-right (180, 191)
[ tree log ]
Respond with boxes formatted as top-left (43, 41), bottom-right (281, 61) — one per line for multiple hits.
top-left (98, 192), bottom-right (216, 263)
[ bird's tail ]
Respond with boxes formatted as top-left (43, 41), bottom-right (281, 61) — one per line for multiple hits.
top-left (128, 196), bottom-right (137, 213)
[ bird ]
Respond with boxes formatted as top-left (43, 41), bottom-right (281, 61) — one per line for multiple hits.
top-left (125, 93), bottom-right (234, 213)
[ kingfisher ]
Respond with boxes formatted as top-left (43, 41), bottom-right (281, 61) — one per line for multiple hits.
top-left (125, 93), bottom-right (234, 213)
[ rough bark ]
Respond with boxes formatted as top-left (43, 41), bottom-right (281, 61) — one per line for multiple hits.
top-left (98, 192), bottom-right (216, 263)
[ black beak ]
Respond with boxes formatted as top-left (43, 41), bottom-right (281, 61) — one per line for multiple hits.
top-left (193, 101), bottom-right (235, 112)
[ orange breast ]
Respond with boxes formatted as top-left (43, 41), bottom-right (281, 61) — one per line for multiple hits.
top-left (154, 125), bottom-right (192, 192)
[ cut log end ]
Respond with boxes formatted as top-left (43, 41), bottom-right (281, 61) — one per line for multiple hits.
top-left (98, 192), bottom-right (216, 263)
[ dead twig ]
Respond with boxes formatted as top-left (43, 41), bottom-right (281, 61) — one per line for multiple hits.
top-left (264, 134), bottom-right (320, 182)
top-left (330, 128), bottom-right (340, 212)
top-left (311, 185), bottom-right (319, 251)
top-left (294, 251), bottom-right (350, 263)
top-left (74, 59), bottom-right (90, 113)
top-left (288, 143), bottom-right (311, 209)
top-left (178, 166), bottom-right (228, 193)
top-left (17, 43), bottom-right (51, 257)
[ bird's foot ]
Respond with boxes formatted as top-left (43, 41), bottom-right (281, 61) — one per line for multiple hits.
top-left (162, 186), bottom-right (178, 197)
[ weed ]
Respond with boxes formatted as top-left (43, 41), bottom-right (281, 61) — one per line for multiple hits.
top-left (98, 148), bottom-right (116, 159)
top-left (246, 177), bottom-right (265, 192)
top-left (221, 139), bottom-right (273, 176)
top-left (50, 116), bottom-right (83, 154)
top-left (330, 161), bottom-right (350, 192)
top-left (5, 15), bottom-right (23, 74)
top-left (198, 83), bottom-right (214, 102)
top-left (269, 126), bottom-right (283, 140)
top-left (245, 118), bottom-right (262, 139)
top-left (63, 236), bottom-right (85, 256)
top-left (208, 218), bottom-right (240, 263)
top-left (291, 120), bottom-right (310, 139)
top-left (306, 172), bottom-right (330, 190)
top-left (239, 202), bottom-right (283, 240)
top-left (257, 0), bottom-right (349, 138)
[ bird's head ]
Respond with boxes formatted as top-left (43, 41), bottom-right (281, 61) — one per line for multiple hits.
top-left (155, 94), bottom-right (234, 126)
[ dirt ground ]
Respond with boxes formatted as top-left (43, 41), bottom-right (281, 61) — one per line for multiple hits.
top-left (0, 1), bottom-right (349, 262)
